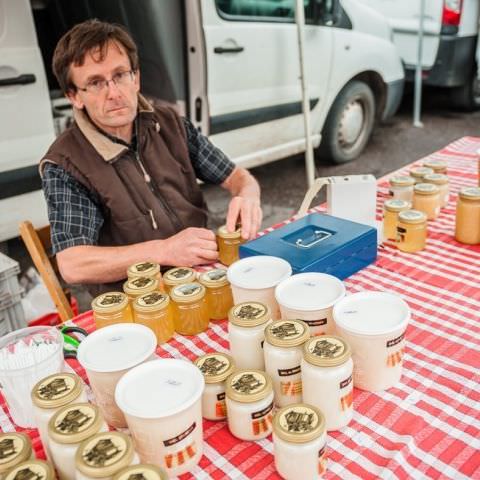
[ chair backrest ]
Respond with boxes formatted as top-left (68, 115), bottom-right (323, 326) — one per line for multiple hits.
top-left (19, 221), bottom-right (74, 323)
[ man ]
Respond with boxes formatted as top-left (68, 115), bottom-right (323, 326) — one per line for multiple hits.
top-left (40, 19), bottom-right (262, 296)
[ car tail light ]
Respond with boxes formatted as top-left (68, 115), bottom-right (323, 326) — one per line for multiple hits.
top-left (442, 0), bottom-right (463, 27)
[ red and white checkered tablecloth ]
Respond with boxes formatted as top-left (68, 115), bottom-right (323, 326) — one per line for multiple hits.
top-left (1, 137), bottom-right (479, 479)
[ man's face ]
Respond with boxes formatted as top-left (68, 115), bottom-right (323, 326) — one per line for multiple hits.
top-left (67, 41), bottom-right (140, 135)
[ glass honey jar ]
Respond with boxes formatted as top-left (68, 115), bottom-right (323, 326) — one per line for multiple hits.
top-left (199, 269), bottom-right (234, 321)
top-left (455, 187), bottom-right (480, 245)
top-left (92, 292), bottom-right (133, 329)
top-left (389, 175), bottom-right (415, 203)
top-left (133, 291), bottom-right (175, 344)
top-left (170, 282), bottom-right (209, 335)
top-left (127, 261), bottom-right (163, 290)
top-left (217, 225), bottom-right (244, 266)
top-left (410, 166), bottom-right (434, 184)
top-left (396, 210), bottom-right (428, 253)
top-left (413, 183), bottom-right (441, 220)
top-left (383, 199), bottom-right (410, 241)
top-left (424, 173), bottom-right (449, 208)
top-left (163, 267), bottom-right (196, 294)
top-left (123, 276), bottom-right (159, 302)
top-left (423, 159), bottom-right (447, 174)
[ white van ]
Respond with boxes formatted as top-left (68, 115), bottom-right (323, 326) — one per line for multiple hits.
top-left (0, 0), bottom-right (404, 242)
top-left (358, 0), bottom-right (480, 109)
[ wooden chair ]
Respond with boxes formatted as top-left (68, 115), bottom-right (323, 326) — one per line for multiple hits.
top-left (19, 221), bottom-right (74, 322)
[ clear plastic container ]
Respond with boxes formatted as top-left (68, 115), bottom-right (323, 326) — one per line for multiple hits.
top-left (163, 267), bottom-right (196, 295)
top-left (0, 433), bottom-right (34, 478)
top-left (91, 292), bottom-right (133, 329)
top-left (388, 175), bottom-right (415, 203)
top-left (217, 225), bottom-right (244, 266)
top-left (413, 183), bottom-right (441, 220)
top-left (0, 326), bottom-right (64, 428)
top-left (455, 187), bottom-right (480, 245)
top-left (383, 199), bottom-right (410, 241)
top-left (396, 210), bottom-right (428, 253)
top-left (199, 269), bottom-right (234, 321)
top-left (170, 282), bottom-right (209, 335)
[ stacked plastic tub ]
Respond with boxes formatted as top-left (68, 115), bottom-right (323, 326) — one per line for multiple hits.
top-left (0, 253), bottom-right (26, 335)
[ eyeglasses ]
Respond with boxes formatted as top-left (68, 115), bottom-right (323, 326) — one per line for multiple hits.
top-left (76, 70), bottom-right (136, 94)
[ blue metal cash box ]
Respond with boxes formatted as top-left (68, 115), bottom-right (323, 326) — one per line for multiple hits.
top-left (239, 213), bottom-right (377, 280)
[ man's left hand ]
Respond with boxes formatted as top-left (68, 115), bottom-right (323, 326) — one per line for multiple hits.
top-left (226, 195), bottom-right (262, 240)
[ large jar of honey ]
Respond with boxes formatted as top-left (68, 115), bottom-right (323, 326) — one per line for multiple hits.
top-left (123, 276), bottom-right (158, 302)
top-left (91, 292), bottom-right (133, 329)
top-left (413, 183), bottom-right (441, 220)
top-left (396, 210), bottom-right (428, 253)
top-left (170, 282), bottom-right (209, 335)
top-left (163, 267), bottom-right (196, 294)
top-left (455, 187), bottom-right (480, 245)
top-left (133, 291), bottom-right (175, 344)
top-left (199, 269), bottom-right (233, 321)
top-left (217, 225), bottom-right (244, 266)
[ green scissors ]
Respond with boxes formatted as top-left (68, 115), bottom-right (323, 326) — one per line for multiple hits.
top-left (59, 326), bottom-right (88, 359)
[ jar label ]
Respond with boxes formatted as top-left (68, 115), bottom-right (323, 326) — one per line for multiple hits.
top-left (279, 406), bottom-right (319, 434)
top-left (197, 355), bottom-right (230, 377)
top-left (251, 402), bottom-right (274, 420)
top-left (231, 372), bottom-right (266, 395)
top-left (36, 374), bottom-right (76, 401)
top-left (132, 261), bottom-right (156, 274)
top-left (280, 380), bottom-right (303, 396)
top-left (215, 393), bottom-right (227, 418)
top-left (251, 402), bottom-right (274, 436)
top-left (308, 337), bottom-right (345, 359)
top-left (6, 464), bottom-right (48, 478)
top-left (386, 331), bottom-right (405, 348)
top-left (340, 390), bottom-right (353, 411)
top-left (164, 442), bottom-right (197, 469)
top-left (234, 303), bottom-right (266, 320)
top-left (82, 434), bottom-right (127, 468)
top-left (99, 293), bottom-right (124, 306)
top-left (167, 268), bottom-right (192, 279)
top-left (339, 374), bottom-right (352, 390)
top-left (138, 292), bottom-right (167, 307)
top-left (386, 348), bottom-right (405, 367)
top-left (278, 365), bottom-right (301, 377)
top-left (176, 283), bottom-right (202, 297)
top-left (217, 392), bottom-right (226, 401)
top-left (304, 318), bottom-right (327, 327)
top-left (0, 435), bottom-right (25, 466)
top-left (163, 423), bottom-right (196, 447)
top-left (269, 321), bottom-right (305, 340)
top-left (129, 276), bottom-right (154, 289)
top-left (206, 269), bottom-right (227, 282)
top-left (54, 405), bottom-right (97, 435)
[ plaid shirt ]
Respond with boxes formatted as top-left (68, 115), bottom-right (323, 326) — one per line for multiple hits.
top-left (42, 117), bottom-right (235, 254)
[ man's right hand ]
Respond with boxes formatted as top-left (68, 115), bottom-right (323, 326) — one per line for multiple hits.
top-left (159, 227), bottom-right (218, 266)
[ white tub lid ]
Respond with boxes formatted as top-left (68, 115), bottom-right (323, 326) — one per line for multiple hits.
top-left (115, 358), bottom-right (205, 418)
top-left (227, 256), bottom-right (292, 290)
top-left (333, 291), bottom-right (410, 336)
top-left (77, 323), bottom-right (157, 372)
top-left (275, 272), bottom-right (345, 311)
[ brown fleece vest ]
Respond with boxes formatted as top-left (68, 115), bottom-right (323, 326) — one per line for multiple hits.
top-left (41, 101), bottom-right (207, 296)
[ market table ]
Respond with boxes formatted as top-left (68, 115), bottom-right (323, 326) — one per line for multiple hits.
top-left (2, 137), bottom-right (480, 479)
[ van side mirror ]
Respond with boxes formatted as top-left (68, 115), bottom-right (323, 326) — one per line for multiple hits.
top-left (312, 0), bottom-right (341, 26)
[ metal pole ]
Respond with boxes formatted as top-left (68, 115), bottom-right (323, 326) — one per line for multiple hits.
top-left (295, 0), bottom-right (315, 187)
top-left (413, 0), bottom-right (426, 127)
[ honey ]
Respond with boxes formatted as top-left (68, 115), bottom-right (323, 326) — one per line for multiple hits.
top-left (396, 210), bottom-right (427, 253)
top-left (413, 183), bottom-right (441, 220)
top-left (455, 187), bottom-right (480, 245)
top-left (91, 292), bottom-right (133, 329)
top-left (123, 276), bottom-right (158, 302)
top-left (383, 199), bottom-right (410, 241)
top-left (163, 267), bottom-right (196, 294)
top-left (170, 282), bottom-right (209, 335)
top-left (424, 173), bottom-right (449, 207)
top-left (389, 175), bottom-right (415, 203)
top-left (410, 166), bottom-right (434, 184)
top-left (199, 269), bottom-right (234, 321)
top-left (216, 225), bottom-right (244, 266)
top-left (133, 291), bottom-right (175, 344)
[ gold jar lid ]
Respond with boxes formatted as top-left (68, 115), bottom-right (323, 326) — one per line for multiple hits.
top-left (228, 302), bottom-right (271, 327)
top-left (424, 173), bottom-right (448, 185)
top-left (217, 224), bottom-right (242, 239)
top-left (113, 464), bottom-right (168, 480)
top-left (31, 372), bottom-right (83, 409)
top-left (170, 282), bottom-right (205, 303)
top-left (123, 276), bottom-right (158, 296)
top-left (414, 182), bottom-right (440, 195)
top-left (410, 166), bottom-right (434, 179)
top-left (226, 370), bottom-right (273, 403)
top-left (199, 268), bottom-right (229, 288)
top-left (194, 352), bottom-right (235, 383)
top-left (4, 460), bottom-right (55, 480)
top-left (49, 403), bottom-right (104, 444)
top-left (384, 199), bottom-right (411, 212)
top-left (398, 209), bottom-right (428, 224)
top-left (264, 320), bottom-right (310, 348)
top-left (423, 159), bottom-right (447, 172)
top-left (273, 403), bottom-right (325, 444)
top-left (133, 291), bottom-right (170, 313)
top-left (459, 186), bottom-right (480, 201)
top-left (389, 175), bottom-right (415, 187)
top-left (0, 433), bottom-right (32, 473)
top-left (303, 336), bottom-right (351, 367)
top-left (127, 261), bottom-right (160, 279)
top-left (92, 292), bottom-right (129, 314)
top-left (163, 267), bottom-right (196, 287)
top-left (76, 431), bottom-right (134, 478)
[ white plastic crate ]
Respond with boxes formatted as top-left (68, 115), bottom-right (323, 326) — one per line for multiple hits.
top-left (0, 299), bottom-right (26, 335)
top-left (0, 253), bottom-right (22, 299)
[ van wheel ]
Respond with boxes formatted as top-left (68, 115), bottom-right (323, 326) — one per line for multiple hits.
top-left (450, 64), bottom-right (480, 111)
top-left (318, 80), bottom-right (375, 164)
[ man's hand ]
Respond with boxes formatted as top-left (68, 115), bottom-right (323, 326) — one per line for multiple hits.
top-left (226, 196), bottom-right (262, 240)
top-left (159, 227), bottom-right (218, 266)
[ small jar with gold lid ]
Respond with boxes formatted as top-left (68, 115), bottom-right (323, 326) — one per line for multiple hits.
top-left (264, 320), bottom-right (310, 407)
top-left (424, 173), bottom-right (449, 207)
top-left (127, 261), bottom-right (163, 289)
top-left (48, 403), bottom-right (108, 480)
top-left (396, 210), bottom-right (428, 253)
top-left (0, 433), bottom-right (34, 479)
top-left (75, 431), bottom-right (140, 480)
top-left (273, 404), bottom-right (327, 479)
top-left (228, 302), bottom-right (272, 370)
top-left (301, 336), bottom-right (353, 431)
top-left (133, 291), bottom-right (175, 344)
top-left (225, 370), bottom-right (274, 441)
top-left (92, 292), bottom-right (133, 329)
top-left (389, 175), bottom-right (415, 203)
top-left (410, 166), bottom-right (434, 184)
top-left (195, 352), bottom-right (235, 420)
top-left (217, 225), bottom-right (244, 266)
top-left (163, 267), bottom-right (196, 294)
top-left (383, 199), bottom-right (411, 241)
top-left (455, 187), bottom-right (480, 245)
top-left (4, 460), bottom-right (55, 480)
top-left (123, 276), bottom-right (159, 303)
top-left (413, 182), bottom-right (441, 219)
top-left (422, 159), bottom-right (447, 174)
top-left (199, 269), bottom-right (233, 321)
top-left (170, 282), bottom-right (209, 335)
top-left (113, 464), bottom-right (168, 480)
top-left (31, 372), bottom-right (87, 460)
